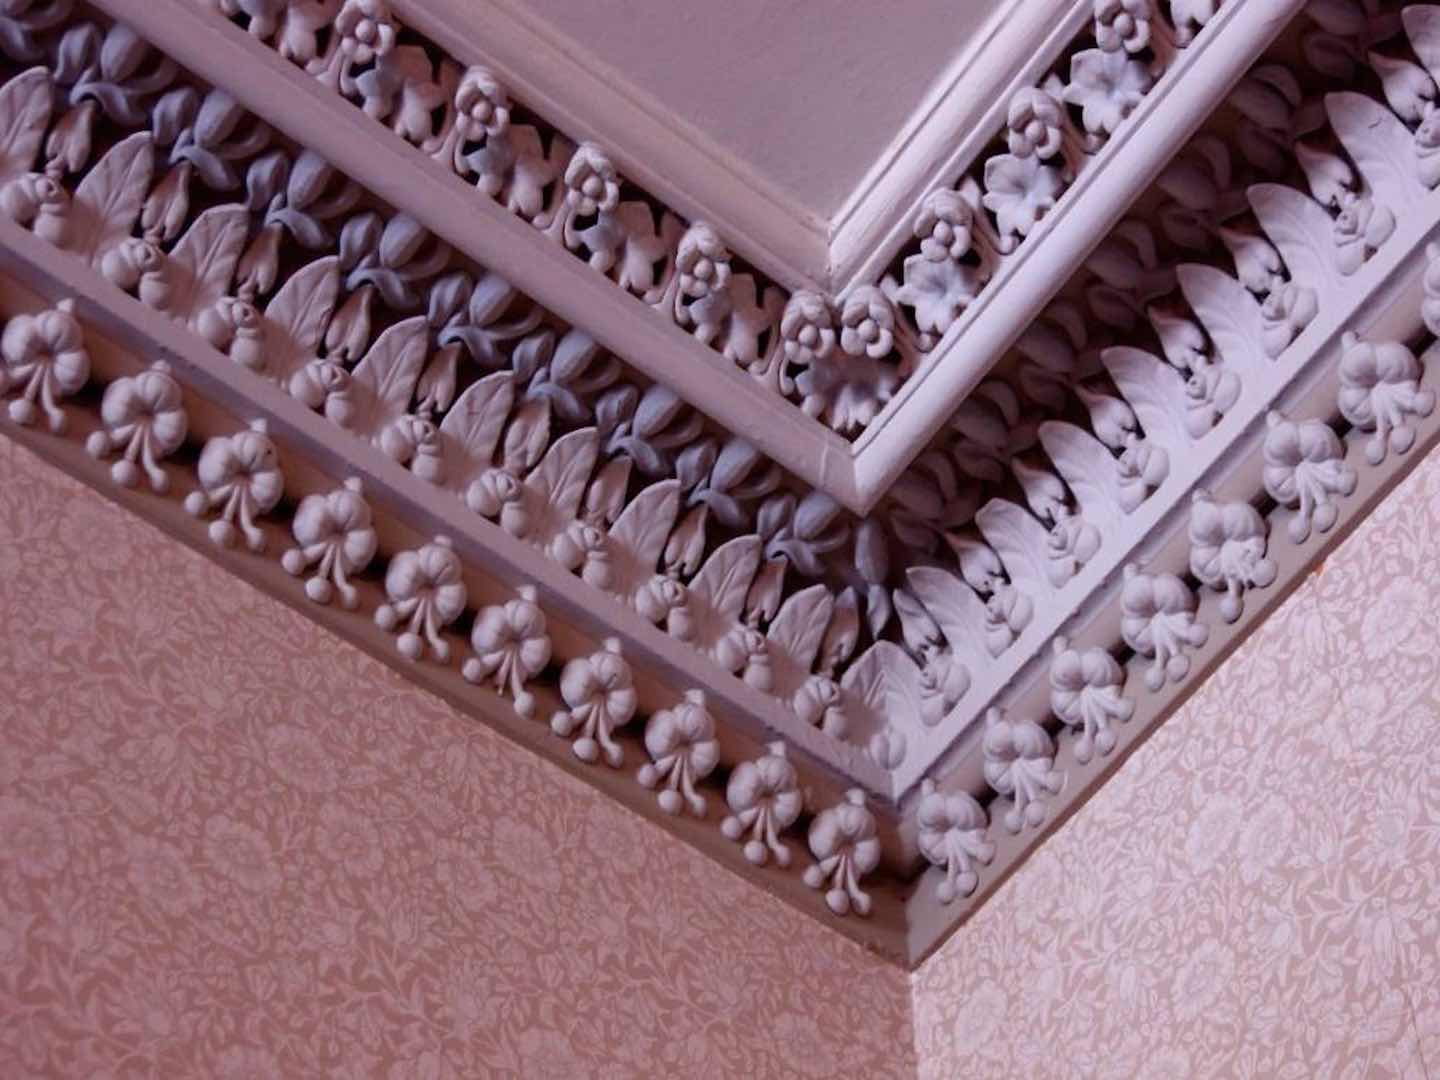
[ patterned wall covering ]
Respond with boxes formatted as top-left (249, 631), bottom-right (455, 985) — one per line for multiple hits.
top-left (0, 435), bottom-right (916, 1080)
top-left (913, 444), bottom-right (1440, 1078)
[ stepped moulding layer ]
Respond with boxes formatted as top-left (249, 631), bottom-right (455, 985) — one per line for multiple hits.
top-left (4, 0), bottom-right (1440, 967)
top-left (93, 0), bottom-right (1303, 510)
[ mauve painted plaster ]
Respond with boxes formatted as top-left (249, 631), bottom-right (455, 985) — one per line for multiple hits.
top-left (913, 440), bottom-right (1440, 1078)
top-left (0, 434), bottom-right (915, 1079)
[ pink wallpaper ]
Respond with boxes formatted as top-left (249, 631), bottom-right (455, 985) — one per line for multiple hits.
top-left (0, 434), bottom-right (916, 1079)
top-left (913, 447), bottom-right (1440, 1077)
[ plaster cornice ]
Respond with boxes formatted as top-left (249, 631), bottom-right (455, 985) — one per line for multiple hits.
top-left (2, 0), bottom-right (1439, 971)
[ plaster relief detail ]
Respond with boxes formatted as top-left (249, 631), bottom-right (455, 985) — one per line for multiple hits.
top-left (1120, 564), bottom-right (1209, 691)
top-left (84, 360), bottom-right (188, 491)
top-left (803, 789), bottom-right (881, 918)
top-left (182, 420), bottom-right (283, 550)
top-left (374, 535), bottom-right (466, 662)
top-left (916, 780), bottom-right (994, 905)
top-left (1048, 636), bottom-right (1134, 764)
top-left (1336, 332), bottom-right (1434, 466)
top-left (636, 688), bottom-right (720, 817)
top-left (1262, 411), bottom-right (1357, 544)
top-left (721, 741), bottom-right (803, 868)
top-left (281, 476), bottom-right (378, 608)
top-left (550, 638), bottom-right (637, 767)
top-left (982, 707), bottom-right (1063, 833)
top-left (0, 297), bottom-right (88, 432)
top-left (462, 584), bottom-right (551, 719)
top-left (1188, 492), bottom-right (1276, 623)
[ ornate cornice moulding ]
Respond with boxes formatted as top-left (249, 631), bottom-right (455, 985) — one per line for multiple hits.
top-left (88, 0), bottom-right (1299, 512)
top-left (3, 0), bottom-right (1440, 969)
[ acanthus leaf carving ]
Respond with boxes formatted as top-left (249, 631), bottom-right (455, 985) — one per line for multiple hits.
top-left (803, 789), bottom-right (881, 918)
top-left (916, 779), bottom-right (994, 904)
top-left (281, 476), bottom-right (377, 608)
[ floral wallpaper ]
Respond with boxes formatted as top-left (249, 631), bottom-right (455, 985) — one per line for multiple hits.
top-left (0, 434), bottom-right (916, 1080)
top-left (913, 445), bottom-right (1440, 1077)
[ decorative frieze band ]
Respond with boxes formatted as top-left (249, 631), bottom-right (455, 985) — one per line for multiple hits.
top-left (4, 0), bottom-right (1440, 971)
top-left (179, 0), bottom-right (1230, 441)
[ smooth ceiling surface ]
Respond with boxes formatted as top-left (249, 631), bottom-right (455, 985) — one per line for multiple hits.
top-left (508, 0), bottom-right (1006, 220)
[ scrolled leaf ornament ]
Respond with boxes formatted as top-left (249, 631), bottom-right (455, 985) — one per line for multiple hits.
top-left (1262, 411), bottom-right (1356, 544)
top-left (550, 638), bottom-right (637, 767)
top-left (0, 298), bottom-right (89, 432)
top-left (803, 789), bottom-right (881, 918)
top-left (1048, 636), bottom-right (1134, 764)
top-left (182, 420), bottom-right (283, 551)
top-left (374, 535), bottom-right (466, 661)
top-left (983, 706), bottom-right (1063, 833)
top-left (720, 741), bottom-right (803, 867)
top-left (281, 477), bottom-right (378, 609)
top-left (1120, 564), bottom-right (1209, 690)
top-left (1337, 332), bottom-right (1434, 465)
top-left (85, 361), bottom-right (188, 492)
top-left (916, 779), bottom-right (994, 904)
top-left (636, 689), bottom-right (720, 817)
top-left (462, 584), bottom-right (551, 719)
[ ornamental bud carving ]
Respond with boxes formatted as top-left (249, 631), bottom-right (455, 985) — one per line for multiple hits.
top-left (1120, 564), bottom-right (1209, 691)
top-left (1049, 636), bottom-right (1134, 764)
top-left (463, 584), bottom-right (551, 718)
top-left (550, 638), bottom-right (637, 767)
top-left (182, 420), bottom-right (283, 551)
top-left (374, 535), bottom-right (466, 662)
top-left (281, 477), bottom-right (378, 609)
top-left (1188, 491), bottom-right (1277, 623)
top-left (0, 298), bottom-right (89, 433)
top-left (636, 689), bottom-right (720, 817)
top-left (1262, 412), bottom-right (1356, 544)
top-left (1336, 332), bottom-right (1434, 465)
top-left (803, 789), bottom-right (881, 917)
top-left (916, 780), bottom-right (994, 904)
top-left (85, 361), bottom-right (188, 492)
top-left (982, 706), bottom-right (1062, 833)
top-left (721, 741), bottom-right (803, 867)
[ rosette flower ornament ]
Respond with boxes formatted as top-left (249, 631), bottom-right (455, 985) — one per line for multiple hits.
top-left (550, 638), bottom-right (637, 767)
top-left (1094, 0), bottom-right (1151, 53)
top-left (916, 780), bottom-right (994, 904)
top-left (720, 742), bottom-right (803, 867)
top-left (1336, 332), bottom-right (1434, 466)
top-left (0, 300), bottom-right (89, 433)
top-left (374, 536), bottom-right (467, 662)
top-left (1188, 492), bottom-right (1277, 623)
top-left (1120, 564), bottom-right (1209, 691)
top-left (1262, 412), bottom-right (1357, 544)
top-left (803, 789), bottom-right (882, 918)
top-left (85, 362), bottom-right (189, 492)
top-left (453, 66), bottom-right (510, 143)
top-left (281, 478), bottom-right (378, 609)
top-left (462, 585), bottom-right (551, 719)
top-left (183, 421), bottom-right (284, 551)
top-left (636, 689), bottom-right (720, 817)
top-left (982, 706), bottom-right (1063, 833)
top-left (1049, 637), bottom-right (1134, 764)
